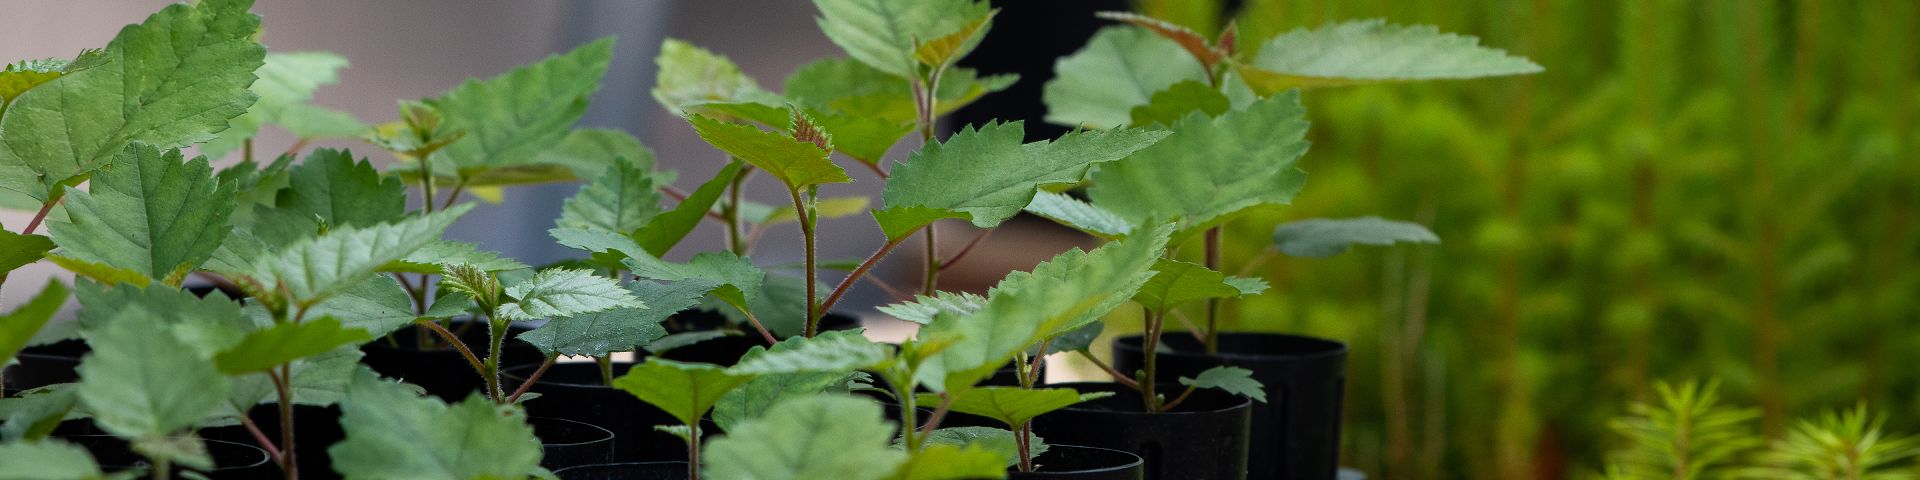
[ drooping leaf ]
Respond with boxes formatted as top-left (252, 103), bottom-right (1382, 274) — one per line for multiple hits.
top-left (517, 280), bottom-right (706, 357)
top-left (77, 307), bottom-right (230, 439)
top-left (919, 426), bottom-right (1045, 469)
top-left (612, 359), bottom-right (752, 426)
top-left (0, 229), bottom-right (54, 277)
top-left (536, 128), bottom-right (654, 178)
top-left (249, 148), bottom-right (407, 248)
top-left (254, 204), bottom-right (471, 305)
top-left (1042, 25), bottom-right (1206, 129)
top-left (428, 37), bottom-right (614, 172)
top-left (730, 330), bottom-right (890, 376)
top-left (1129, 80), bottom-right (1230, 127)
top-left (47, 144), bottom-right (234, 284)
top-left (1133, 259), bottom-right (1258, 311)
top-left (890, 442), bottom-right (1009, 480)
top-left (687, 113), bottom-right (849, 190)
top-left (1022, 191), bottom-right (1133, 239)
top-left (918, 387), bottom-right (1101, 428)
top-left (651, 39), bottom-right (775, 116)
top-left (1241, 19), bottom-right (1542, 94)
top-left (1271, 217), bottom-right (1440, 258)
top-left (496, 268), bottom-right (643, 321)
top-left (329, 369), bottom-right (543, 480)
top-left (634, 161), bottom-right (743, 256)
top-left (213, 317), bottom-right (371, 374)
top-left (880, 122), bottom-right (1167, 232)
top-left (1179, 366), bottom-right (1267, 403)
top-left (0, 0), bottom-right (264, 201)
top-left (1086, 91), bottom-right (1309, 241)
top-left (877, 291), bottom-right (987, 325)
top-left (704, 395), bottom-right (905, 480)
top-left (202, 51), bottom-right (358, 157)
top-left (0, 439), bottom-right (102, 480)
top-left (0, 281), bottom-right (66, 367)
top-left (558, 155), bottom-right (661, 235)
top-left (812, 0), bottom-right (992, 78)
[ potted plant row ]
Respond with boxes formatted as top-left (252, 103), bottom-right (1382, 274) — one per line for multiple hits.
top-left (0, 0), bottom-right (1536, 479)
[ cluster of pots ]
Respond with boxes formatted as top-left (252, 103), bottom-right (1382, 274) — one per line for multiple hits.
top-left (3, 307), bottom-right (1349, 480)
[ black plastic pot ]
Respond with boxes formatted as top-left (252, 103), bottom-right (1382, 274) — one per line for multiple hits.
top-left (201, 404), bottom-right (343, 480)
top-left (553, 461), bottom-right (691, 480)
top-left (1112, 333), bottom-right (1347, 480)
top-left (655, 311), bottom-right (860, 366)
top-left (3, 339), bottom-right (88, 391)
top-left (360, 320), bottom-right (541, 400)
top-left (1029, 382), bottom-right (1252, 480)
top-left (536, 416), bottom-right (618, 470)
top-left (1010, 445), bottom-right (1145, 479)
top-left (505, 361), bottom-right (685, 462)
top-left (60, 433), bottom-right (273, 479)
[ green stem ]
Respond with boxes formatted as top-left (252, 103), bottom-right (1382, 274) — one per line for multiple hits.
top-left (1203, 227), bottom-right (1222, 354)
top-left (726, 164), bottom-right (750, 255)
top-left (898, 382), bottom-right (922, 451)
top-left (597, 355), bottom-right (615, 386)
top-left (790, 187), bottom-right (820, 337)
top-left (1142, 308), bottom-right (1164, 412)
top-left (271, 366), bottom-right (298, 480)
top-left (485, 315), bottom-right (508, 403)
top-left (416, 152), bottom-right (435, 215)
top-left (912, 69), bottom-right (944, 296)
top-left (687, 422), bottom-right (703, 480)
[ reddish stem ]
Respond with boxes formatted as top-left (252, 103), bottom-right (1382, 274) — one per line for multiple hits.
top-left (22, 200), bottom-right (56, 235)
top-left (817, 234), bottom-right (914, 316)
top-left (414, 320), bottom-right (488, 380)
top-left (506, 355), bottom-right (558, 404)
top-left (233, 406), bottom-right (285, 464)
top-left (938, 227), bottom-right (996, 270)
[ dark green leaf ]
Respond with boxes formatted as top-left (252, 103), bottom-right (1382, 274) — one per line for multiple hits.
top-left (1271, 217), bottom-right (1440, 258)
top-left (635, 162), bottom-right (743, 256)
top-left (1128, 80), bottom-right (1230, 127)
top-left (612, 359), bottom-right (752, 426)
top-left (429, 37), bottom-right (614, 172)
top-left (47, 144), bottom-right (234, 284)
top-left (703, 395), bottom-right (905, 479)
top-left (213, 317), bottom-right (371, 374)
top-left (1086, 91), bottom-right (1310, 241)
top-left (881, 122), bottom-right (1167, 231)
top-left (77, 307), bottom-right (230, 439)
top-left (517, 280), bottom-right (705, 357)
top-left (0, 281), bottom-right (66, 367)
top-left (1179, 366), bottom-right (1266, 402)
top-left (558, 156), bottom-right (661, 235)
top-left (813, 0), bottom-right (992, 77)
top-left (329, 369), bottom-right (543, 479)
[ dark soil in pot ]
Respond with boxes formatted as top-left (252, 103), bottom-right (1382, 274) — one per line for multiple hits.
top-left (1112, 333), bottom-right (1347, 480)
top-left (59, 432), bottom-right (273, 479)
top-left (201, 404), bottom-right (343, 480)
top-left (360, 320), bottom-right (540, 400)
top-left (505, 361), bottom-right (686, 462)
top-left (534, 416), bottom-right (617, 470)
top-left (1010, 445), bottom-right (1145, 479)
top-left (3, 339), bottom-right (87, 391)
top-left (1029, 382), bottom-right (1252, 480)
top-left (654, 310), bottom-right (859, 366)
top-left (553, 461), bottom-right (691, 480)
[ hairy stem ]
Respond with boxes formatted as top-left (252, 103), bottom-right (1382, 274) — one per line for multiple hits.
top-left (485, 317), bottom-right (508, 402)
top-left (506, 354), bottom-right (558, 404)
top-left (939, 227), bottom-right (995, 270)
top-left (231, 401), bottom-right (283, 465)
top-left (726, 164), bottom-right (750, 255)
top-left (414, 320), bottom-right (487, 383)
top-left (789, 188), bottom-right (819, 337)
top-left (818, 234), bottom-right (914, 315)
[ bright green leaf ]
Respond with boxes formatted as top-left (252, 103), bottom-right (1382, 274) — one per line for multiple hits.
top-left (202, 51), bottom-right (356, 157)
top-left (1179, 366), bottom-right (1267, 403)
top-left (256, 203), bottom-right (472, 305)
top-left (329, 369), bottom-right (544, 479)
top-left (0, 58), bottom-right (66, 116)
top-left (881, 122), bottom-right (1167, 231)
top-left (635, 161), bottom-right (743, 256)
top-left (1087, 91), bottom-right (1309, 241)
top-left (429, 37), bottom-right (614, 172)
top-left (558, 156), bottom-right (661, 235)
top-left (1022, 191), bottom-right (1132, 239)
top-left (77, 306), bottom-right (230, 439)
top-left (42, 255), bottom-right (150, 288)
top-left (713, 368), bottom-right (856, 433)
top-left (47, 144), bottom-right (234, 283)
top-left (877, 291), bottom-right (986, 325)
top-left (651, 39), bottom-right (775, 116)
top-left (213, 317), bottom-right (371, 374)
top-left (305, 275), bottom-right (417, 336)
top-left (612, 359), bottom-right (752, 426)
top-left (1129, 80), bottom-right (1230, 127)
top-left (730, 331), bottom-right (890, 376)
top-left (913, 10), bottom-right (996, 69)
top-left (536, 128), bottom-right (654, 179)
top-left (872, 206), bottom-right (968, 242)
top-left (1243, 19), bottom-right (1542, 93)
top-left (1271, 217), bottom-right (1440, 258)
top-left (0, 281), bottom-right (66, 367)
top-left (0, 385), bottom-right (79, 441)
top-left (687, 114), bottom-right (849, 190)
top-left (0, 229), bottom-right (54, 277)
top-left (497, 268), bottom-right (643, 321)
top-left (891, 442), bottom-right (1008, 480)
top-left (1133, 259), bottom-right (1252, 311)
top-left (517, 280), bottom-right (706, 357)
top-left (920, 426), bottom-right (1044, 469)
top-left (765, 196), bottom-right (871, 226)
top-left (71, 280), bottom-right (249, 357)
top-left (382, 241), bottom-right (528, 274)
top-left (704, 395), bottom-right (905, 480)
top-left (920, 387), bottom-right (1098, 427)
top-left (813, 0), bottom-right (991, 78)
top-left (1043, 26), bottom-right (1205, 129)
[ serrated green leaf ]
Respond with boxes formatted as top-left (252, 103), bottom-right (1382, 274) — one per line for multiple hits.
top-left (877, 291), bottom-right (987, 325)
top-left (131, 433), bottom-right (212, 470)
top-left (256, 204), bottom-right (471, 305)
top-left (47, 144), bottom-right (234, 284)
top-left (203, 52), bottom-right (357, 157)
top-left (0, 229), bottom-right (54, 278)
top-left (1129, 80), bottom-right (1229, 127)
top-left (1133, 259), bottom-right (1252, 311)
top-left (713, 368), bottom-right (857, 433)
top-left (651, 39), bottom-right (775, 116)
top-left (1242, 19), bottom-right (1542, 93)
top-left (784, 58), bottom-right (1009, 126)
top-left (918, 426), bottom-right (1044, 469)
top-left (623, 251), bottom-right (765, 314)
top-left (0, 281), bottom-right (66, 367)
top-left (913, 10), bottom-right (995, 69)
top-left (635, 161), bottom-right (743, 256)
top-left (0, 439), bottom-right (102, 480)
top-left (813, 0), bottom-right (991, 78)
top-left (1271, 217), bottom-right (1440, 258)
top-left (705, 395), bottom-right (905, 480)
top-left (0, 58), bottom-right (66, 116)
top-left (330, 369), bottom-right (543, 480)
top-left (872, 206), bottom-right (969, 242)
top-left (1049, 321), bottom-right (1103, 353)
top-left (613, 359), bottom-right (752, 426)
top-left (274, 102), bottom-right (366, 140)
top-left (891, 442), bottom-right (1009, 480)
top-left (688, 114), bottom-right (849, 190)
top-left (921, 387), bottom-right (1097, 428)
top-left (224, 345), bottom-right (363, 412)
top-left (72, 280), bottom-right (249, 357)
top-left (496, 268), bottom-right (643, 321)
top-left (698, 272), bottom-right (821, 338)
top-left (558, 156), bottom-right (661, 235)
top-left (0, 0), bottom-right (263, 200)
top-left (1180, 366), bottom-right (1267, 403)
top-left (249, 148), bottom-right (407, 248)
top-left (881, 122), bottom-right (1167, 231)
top-left (429, 37), bottom-right (614, 172)
top-left (1022, 191), bottom-right (1132, 239)
top-left (42, 255), bottom-right (150, 288)
top-left (517, 280), bottom-right (705, 357)
top-left (1087, 91), bottom-right (1309, 240)
top-left (214, 317), bottom-right (371, 374)
top-left (730, 331), bottom-right (890, 375)
top-left (1043, 26), bottom-right (1206, 129)
top-left (304, 275), bottom-right (416, 336)
top-left (916, 225), bottom-right (1170, 392)
top-left (77, 306), bottom-right (230, 439)
top-left (382, 240), bottom-right (528, 274)
top-left (537, 128), bottom-right (654, 178)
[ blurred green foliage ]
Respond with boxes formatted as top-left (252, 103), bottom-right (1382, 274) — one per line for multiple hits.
top-left (1132, 0), bottom-right (1920, 478)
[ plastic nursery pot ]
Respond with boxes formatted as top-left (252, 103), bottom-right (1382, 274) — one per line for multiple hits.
top-left (505, 361), bottom-right (685, 462)
top-left (534, 416), bottom-right (617, 470)
top-left (201, 404), bottom-right (343, 480)
top-left (552, 461), bottom-right (691, 480)
top-left (655, 310), bottom-right (860, 366)
top-left (1008, 445), bottom-right (1145, 480)
top-left (3, 339), bottom-right (88, 391)
top-left (359, 319), bottom-right (541, 400)
top-left (1029, 382), bottom-right (1252, 480)
top-left (1112, 333), bottom-right (1347, 480)
top-left (59, 433), bottom-right (273, 479)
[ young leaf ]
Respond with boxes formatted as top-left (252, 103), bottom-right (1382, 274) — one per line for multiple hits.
top-left (254, 203), bottom-right (471, 305)
top-left (1128, 80), bottom-right (1230, 127)
top-left (1271, 217), bottom-right (1440, 258)
top-left (202, 52), bottom-right (360, 157)
top-left (48, 144), bottom-right (234, 283)
top-left (517, 280), bottom-right (706, 357)
top-left (704, 395), bottom-right (906, 480)
top-left (1242, 19), bottom-right (1543, 93)
top-left (213, 317), bottom-right (372, 374)
top-left (880, 122), bottom-right (1168, 233)
top-left (429, 37), bottom-right (614, 171)
top-left (0, 58), bottom-right (67, 116)
top-left (783, 58), bottom-right (1012, 127)
top-left (891, 443), bottom-right (1009, 480)
top-left (913, 10), bottom-right (996, 70)
top-left (877, 291), bottom-right (987, 325)
top-left (496, 268), bottom-right (644, 321)
top-left (920, 427), bottom-right (1045, 468)
top-left (651, 39), bottom-right (775, 116)
top-left (812, 0), bottom-right (992, 78)
top-left (1133, 259), bottom-right (1258, 311)
top-left (612, 359), bottom-right (752, 426)
top-left (729, 330), bottom-right (891, 376)
top-left (77, 307), bottom-right (231, 439)
top-left (249, 148), bottom-right (408, 248)
top-left (1086, 91), bottom-right (1309, 240)
top-left (0, 230), bottom-right (54, 277)
top-left (0, 281), bottom-right (66, 367)
top-left (634, 161), bottom-right (744, 256)
top-left (383, 241), bottom-right (529, 274)
top-left (1179, 366), bottom-right (1267, 403)
top-left (1022, 191), bottom-right (1133, 239)
top-left (917, 387), bottom-right (1102, 427)
top-left (1042, 25), bottom-right (1206, 129)
top-left (687, 113), bottom-right (850, 190)
top-left (0, 439), bottom-right (102, 479)
top-left (0, 0), bottom-right (264, 201)
top-left (557, 155), bottom-right (661, 235)
top-left (330, 369), bottom-right (543, 479)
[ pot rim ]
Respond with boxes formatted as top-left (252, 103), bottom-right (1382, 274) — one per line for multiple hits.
top-left (502, 360), bottom-right (632, 389)
top-left (59, 434), bottom-right (273, 471)
top-left (1045, 381), bottom-right (1253, 416)
top-left (530, 416), bottom-right (617, 447)
top-left (1114, 332), bottom-right (1348, 362)
top-left (1016, 444), bottom-right (1144, 475)
top-left (550, 460), bottom-right (691, 474)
